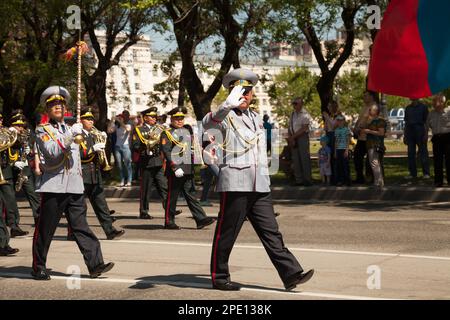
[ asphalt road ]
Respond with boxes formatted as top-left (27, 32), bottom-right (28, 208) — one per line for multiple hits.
top-left (1, 199), bottom-right (450, 300)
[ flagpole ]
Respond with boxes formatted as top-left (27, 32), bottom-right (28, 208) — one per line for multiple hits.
top-left (73, 21), bottom-right (84, 144)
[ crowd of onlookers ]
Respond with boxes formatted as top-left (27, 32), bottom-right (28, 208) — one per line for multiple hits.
top-left (281, 92), bottom-right (450, 189)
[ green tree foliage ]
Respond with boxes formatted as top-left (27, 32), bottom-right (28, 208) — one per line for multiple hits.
top-left (0, 0), bottom-right (77, 124)
top-left (335, 69), bottom-right (366, 116)
top-left (269, 0), bottom-right (374, 112)
top-left (268, 67), bottom-right (320, 128)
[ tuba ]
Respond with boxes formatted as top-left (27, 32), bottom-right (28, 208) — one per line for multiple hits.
top-left (90, 126), bottom-right (112, 172)
top-left (144, 124), bottom-right (165, 155)
top-left (0, 127), bottom-right (18, 185)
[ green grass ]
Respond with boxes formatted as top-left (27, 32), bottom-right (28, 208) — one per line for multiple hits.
top-left (309, 139), bottom-right (433, 156)
top-left (270, 156), bottom-right (434, 186)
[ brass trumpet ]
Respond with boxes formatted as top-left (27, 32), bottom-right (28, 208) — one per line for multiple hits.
top-left (90, 126), bottom-right (112, 172)
top-left (0, 127), bottom-right (18, 185)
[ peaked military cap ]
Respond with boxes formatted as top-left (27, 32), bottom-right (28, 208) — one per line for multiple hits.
top-left (168, 106), bottom-right (188, 118)
top-left (40, 86), bottom-right (71, 106)
top-left (222, 68), bottom-right (259, 89)
top-left (11, 110), bottom-right (26, 125)
top-left (80, 107), bottom-right (95, 120)
top-left (141, 107), bottom-right (158, 117)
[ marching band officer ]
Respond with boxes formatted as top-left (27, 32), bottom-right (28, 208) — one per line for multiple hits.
top-left (9, 111), bottom-right (40, 224)
top-left (0, 115), bottom-right (28, 238)
top-left (32, 86), bottom-right (114, 280)
top-left (160, 107), bottom-right (215, 230)
top-left (132, 107), bottom-right (168, 220)
top-left (203, 68), bottom-right (314, 291)
top-left (0, 112), bottom-right (24, 254)
top-left (77, 107), bottom-right (124, 240)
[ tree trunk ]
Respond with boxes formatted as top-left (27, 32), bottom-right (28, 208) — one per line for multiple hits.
top-left (317, 75), bottom-right (335, 113)
top-left (86, 69), bottom-right (108, 131)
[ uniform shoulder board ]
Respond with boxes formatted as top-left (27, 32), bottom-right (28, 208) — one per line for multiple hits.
top-left (35, 123), bottom-right (50, 132)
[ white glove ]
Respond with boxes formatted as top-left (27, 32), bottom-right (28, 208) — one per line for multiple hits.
top-left (224, 85), bottom-right (246, 110)
top-left (9, 127), bottom-right (17, 133)
top-left (24, 146), bottom-right (31, 154)
top-left (101, 131), bottom-right (107, 139)
top-left (14, 161), bottom-right (27, 170)
top-left (71, 123), bottom-right (83, 136)
top-left (93, 143), bottom-right (106, 152)
top-left (174, 168), bottom-right (184, 178)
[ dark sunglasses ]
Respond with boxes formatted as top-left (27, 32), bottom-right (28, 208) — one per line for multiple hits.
top-left (242, 86), bottom-right (253, 95)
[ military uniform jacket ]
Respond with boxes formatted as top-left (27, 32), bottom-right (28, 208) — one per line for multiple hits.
top-left (202, 104), bottom-right (271, 193)
top-left (132, 124), bottom-right (163, 168)
top-left (10, 135), bottom-right (33, 178)
top-left (79, 130), bottom-right (103, 185)
top-left (35, 121), bottom-right (84, 194)
top-left (160, 125), bottom-right (194, 176)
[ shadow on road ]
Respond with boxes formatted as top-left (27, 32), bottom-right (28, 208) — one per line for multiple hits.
top-left (0, 265), bottom-right (105, 280)
top-left (130, 273), bottom-right (287, 293)
top-left (122, 224), bottom-right (166, 231)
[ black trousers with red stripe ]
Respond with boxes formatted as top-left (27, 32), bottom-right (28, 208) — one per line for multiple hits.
top-left (32, 193), bottom-right (104, 273)
top-left (211, 192), bottom-right (303, 286)
top-left (0, 195), bottom-right (9, 248)
top-left (165, 174), bottom-right (208, 226)
top-left (140, 166), bottom-right (168, 216)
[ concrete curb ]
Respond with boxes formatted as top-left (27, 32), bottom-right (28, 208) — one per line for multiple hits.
top-left (102, 185), bottom-right (450, 202)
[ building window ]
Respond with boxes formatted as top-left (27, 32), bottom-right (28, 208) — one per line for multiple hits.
top-left (135, 83), bottom-right (140, 90)
top-left (136, 97), bottom-right (141, 105)
top-left (152, 69), bottom-right (158, 77)
top-left (133, 49), bottom-right (138, 60)
top-left (134, 69), bottom-right (139, 76)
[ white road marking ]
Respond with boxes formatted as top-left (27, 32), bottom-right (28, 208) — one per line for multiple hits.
top-left (16, 237), bottom-right (450, 262)
top-left (0, 272), bottom-right (398, 300)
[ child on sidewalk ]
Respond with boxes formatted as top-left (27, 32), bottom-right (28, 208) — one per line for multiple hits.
top-left (318, 135), bottom-right (332, 185)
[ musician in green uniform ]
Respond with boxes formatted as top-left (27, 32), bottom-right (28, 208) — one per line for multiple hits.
top-left (160, 107), bottom-right (215, 230)
top-left (9, 111), bottom-right (40, 224)
top-left (0, 112), bottom-right (19, 254)
top-left (132, 107), bottom-right (169, 220)
top-left (0, 115), bottom-right (28, 238)
top-left (77, 107), bottom-right (124, 240)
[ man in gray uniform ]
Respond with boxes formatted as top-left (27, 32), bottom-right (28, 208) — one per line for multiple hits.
top-left (31, 86), bottom-right (114, 280)
top-left (203, 68), bottom-right (314, 291)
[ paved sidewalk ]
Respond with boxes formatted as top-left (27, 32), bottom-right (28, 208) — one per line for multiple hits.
top-left (100, 185), bottom-right (450, 202)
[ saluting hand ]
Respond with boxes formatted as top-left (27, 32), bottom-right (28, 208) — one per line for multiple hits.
top-left (224, 85), bottom-right (246, 110)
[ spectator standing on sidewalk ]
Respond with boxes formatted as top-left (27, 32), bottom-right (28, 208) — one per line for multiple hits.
top-left (353, 91), bottom-right (379, 184)
top-left (362, 105), bottom-right (386, 189)
top-left (288, 97), bottom-right (312, 186)
top-left (108, 110), bottom-right (133, 187)
top-left (318, 135), bottom-right (332, 185)
top-left (334, 114), bottom-right (352, 186)
top-left (426, 94), bottom-right (450, 187)
top-left (404, 99), bottom-right (430, 179)
top-left (322, 100), bottom-right (340, 185)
